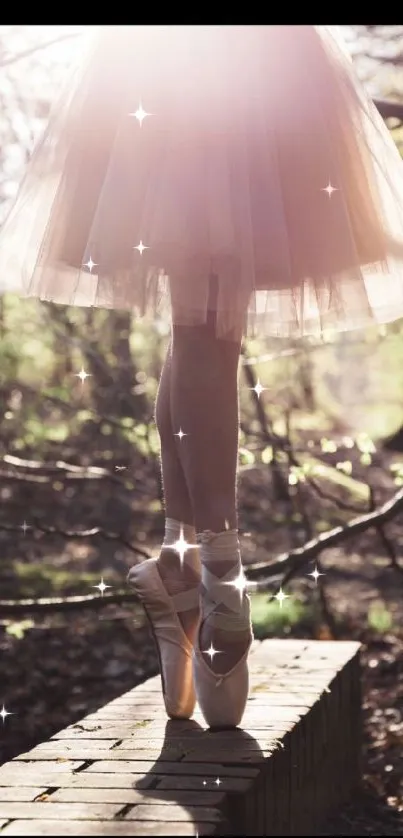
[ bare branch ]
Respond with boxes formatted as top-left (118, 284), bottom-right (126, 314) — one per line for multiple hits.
top-left (0, 454), bottom-right (127, 485)
top-left (0, 519), bottom-right (152, 560)
top-left (247, 483), bottom-right (403, 591)
top-left (2, 484), bottom-right (403, 615)
top-left (241, 354), bottom-right (366, 515)
top-left (316, 555), bottom-right (340, 639)
top-left (369, 484), bottom-right (403, 575)
top-left (241, 330), bottom-right (388, 368)
top-left (241, 346), bottom-right (290, 501)
top-left (0, 590), bottom-right (140, 615)
top-left (287, 453), bottom-right (366, 515)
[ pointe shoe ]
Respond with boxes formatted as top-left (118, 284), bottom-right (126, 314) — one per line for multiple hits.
top-left (193, 616), bottom-right (253, 728)
top-left (127, 557), bottom-right (200, 720)
top-left (193, 565), bottom-right (253, 728)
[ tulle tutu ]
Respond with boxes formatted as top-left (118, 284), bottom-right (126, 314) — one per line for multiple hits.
top-left (2, 24), bottom-right (403, 340)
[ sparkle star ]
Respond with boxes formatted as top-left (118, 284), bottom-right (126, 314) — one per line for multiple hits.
top-left (250, 378), bottom-right (267, 399)
top-left (223, 567), bottom-right (248, 601)
top-left (169, 526), bottom-right (198, 569)
top-left (129, 103), bottom-right (152, 126)
top-left (308, 565), bottom-right (325, 585)
top-left (202, 643), bottom-right (223, 662)
top-left (75, 367), bottom-right (91, 384)
top-left (134, 241), bottom-right (149, 255)
top-left (274, 587), bottom-right (290, 608)
top-left (82, 257), bottom-right (98, 272)
top-left (21, 520), bottom-right (29, 535)
top-left (174, 428), bottom-right (187, 441)
top-left (0, 705), bottom-right (13, 723)
top-left (92, 577), bottom-right (112, 597)
top-left (321, 182), bottom-right (338, 198)
top-left (215, 777), bottom-right (222, 786)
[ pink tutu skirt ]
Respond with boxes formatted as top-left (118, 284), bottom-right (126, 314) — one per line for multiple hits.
top-left (2, 24), bottom-right (403, 340)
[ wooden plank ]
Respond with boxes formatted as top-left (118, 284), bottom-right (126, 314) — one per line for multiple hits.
top-left (155, 776), bottom-right (252, 793)
top-left (0, 772), bottom-right (76, 789)
top-left (0, 820), bottom-right (219, 836)
top-left (0, 763), bottom-right (85, 786)
top-left (50, 788), bottom-right (226, 806)
top-left (0, 765), bottom-right (256, 792)
top-left (122, 803), bottom-right (223, 823)
top-left (0, 803), bottom-right (122, 820)
top-left (20, 730), bottom-right (291, 755)
top-left (56, 705), bottom-right (304, 731)
top-left (0, 789), bottom-right (45, 802)
top-left (52, 722), bottom-right (292, 739)
top-left (84, 761), bottom-right (259, 777)
top-left (13, 749), bottom-right (184, 762)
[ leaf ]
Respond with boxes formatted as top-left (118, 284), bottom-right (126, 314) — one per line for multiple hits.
top-left (239, 447), bottom-right (255, 466)
top-left (5, 619), bottom-right (34, 640)
top-left (355, 432), bottom-right (376, 454)
top-left (336, 460), bottom-right (353, 475)
top-left (261, 446), bottom-right (273, 464)
top-left (320, 437), bottom-right (338, 453)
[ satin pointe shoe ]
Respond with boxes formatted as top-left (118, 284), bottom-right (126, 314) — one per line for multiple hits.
top-left (127, 557), bottom-right (200, 720)
top-left (193, 565), bottom-right (253, 729)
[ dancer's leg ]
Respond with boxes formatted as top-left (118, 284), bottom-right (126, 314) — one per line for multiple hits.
top-left (154, 337), bottom-right (200, 643)
top-left (170, 286), bottom-right (251, 674)
top-left (155, 338), bottom-right (195, 526)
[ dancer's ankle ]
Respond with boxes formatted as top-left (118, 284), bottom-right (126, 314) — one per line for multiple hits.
top-left (157, 519), bottom-right (201, 642)
top-left (158, 517), bottom-right (200, 578)
top-left (197, 528), bottom-right (248, 616)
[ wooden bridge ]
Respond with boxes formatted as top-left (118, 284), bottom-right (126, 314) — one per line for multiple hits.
top-left (0, 638), bottom-right (361, 836)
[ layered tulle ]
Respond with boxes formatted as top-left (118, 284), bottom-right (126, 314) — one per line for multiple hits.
top-left (2, 25), bottom-right (403, 340)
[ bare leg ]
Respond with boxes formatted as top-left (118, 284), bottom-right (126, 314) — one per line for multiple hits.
top-left (155, 338), bottom-right (195, 526)
top-left (170, 324), bottom-right (240, 532)
top-left (170, 317), bottom-right (251, 673)
top-left (154, 337), bottom-right (200, 643)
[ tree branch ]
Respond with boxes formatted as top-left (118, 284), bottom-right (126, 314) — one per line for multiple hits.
top-left (0, 454), bottom-right (126, 484)
top-left (0, 520), bottom-right (152, 560)
top-left (316, 555), bottom-right (340, 639)
top-left (241, 346), bottom-right (290, 502)
top-left (246, 483), bottom-right (403, 591)
top-left (241, 355), bottom-right (367, 515)
top-left (369, 484), bottom-right (403, 575)
top-left (0, 590), bottom-right (140, 616)
top-left (2, 484), bottom-right (403, 614)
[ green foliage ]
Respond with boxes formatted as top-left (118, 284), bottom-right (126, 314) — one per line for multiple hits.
top-left (250, 592), bottom-right (312, 637)
top-left (320, 437), bottom-right (338, 453)
top-left (14, 561), bottom-right (113, 598)
top-left (367, 602), bottom-right (393, 633)
top-left (5, 619), bottom-right (34, 640)
top-left (24, 416), bottom-right (70, 444)
top-left (239, 446), bottom-right (255, 466)
top-left (261, 445), bottom-right (273, 464)
top-left (390, 462), bottom-right (403, 487)
top-left (0, 334), bottom-right (21, 380)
